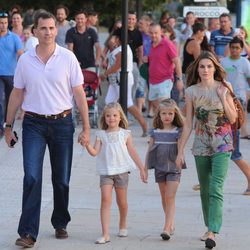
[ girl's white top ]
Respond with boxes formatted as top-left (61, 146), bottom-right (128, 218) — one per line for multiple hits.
top-left (96, 128), bottom-right (136, 175)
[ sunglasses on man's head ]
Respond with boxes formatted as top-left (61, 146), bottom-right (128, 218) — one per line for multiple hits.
top-left (0, 12), bottom-right (8, 18)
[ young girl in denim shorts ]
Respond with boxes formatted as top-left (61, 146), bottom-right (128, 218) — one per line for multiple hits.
top-left (86, 102), bottom-right (147, 244)
top-left (145, 98), bottom-right (186, 241)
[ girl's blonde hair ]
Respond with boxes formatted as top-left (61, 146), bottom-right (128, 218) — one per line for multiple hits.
top-left (186, 51), bottom-right (226, 87)
top-left (239, 26), bottom-right (248, 40)
top-left (99, 102), bottom-right (128, 130)
top-left (153, 99), bottom-right (185, 129)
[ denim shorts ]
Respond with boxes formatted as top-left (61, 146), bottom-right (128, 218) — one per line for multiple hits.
top-left (148, 79), bottom-right (173, 101)
top-left (231, 129), bottom-right (242, 161)
top-left (135, 76), bottom-right (147, 98)
top-left (100, 172), bottom-right (129, 188)
top-left (154, 169), bottom-right (181, 183)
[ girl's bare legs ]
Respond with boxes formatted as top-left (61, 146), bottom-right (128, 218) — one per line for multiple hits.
top-left (136, 97), bottom-right (145, 113)
top-left (158, 181), bottom-right (179, 233)
top-left (100, 185), bottom-right (113, 240)
top-left (115, 187), bottom-right (128, 230)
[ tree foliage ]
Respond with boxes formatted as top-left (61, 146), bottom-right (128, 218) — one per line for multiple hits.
top-left (0, 0), bottom-right (235, 28)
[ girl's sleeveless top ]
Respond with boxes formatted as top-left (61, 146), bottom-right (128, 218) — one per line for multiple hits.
top-left (96, 128), bottom-right (136, 175)
top-left (147, 127), bottom-right (187, 171)
top-left (186, 84), bottom-right (233, 156)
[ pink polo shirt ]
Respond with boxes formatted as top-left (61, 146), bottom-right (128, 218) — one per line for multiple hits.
top-left (148, 37), bottom-right (177, 84)
top-left (14, 44), bottom-right (83, 115)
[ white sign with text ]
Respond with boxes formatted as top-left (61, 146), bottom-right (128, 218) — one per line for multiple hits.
top-left (184, 6), bottom-right (229, 18)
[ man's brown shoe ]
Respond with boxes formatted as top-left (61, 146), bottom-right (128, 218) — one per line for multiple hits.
top-left (55, 228), bottom-right (68, 239)
top-left (15, 235), bottom-right (35, 248)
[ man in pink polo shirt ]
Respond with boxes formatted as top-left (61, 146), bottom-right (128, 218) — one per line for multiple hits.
top-left (148, 23), bottom-right (183, 110)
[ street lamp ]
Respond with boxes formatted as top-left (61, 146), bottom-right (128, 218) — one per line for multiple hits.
top-left (120, 0), bottom-right (128, 115)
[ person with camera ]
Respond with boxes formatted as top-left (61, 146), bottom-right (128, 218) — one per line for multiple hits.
top-left (5, 11), bottom-right (90, 248)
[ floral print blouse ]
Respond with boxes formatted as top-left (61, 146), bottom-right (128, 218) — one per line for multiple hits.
top-left (186, 84), bottom-right (233, 156)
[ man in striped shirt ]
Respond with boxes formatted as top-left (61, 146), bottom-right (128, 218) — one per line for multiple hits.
top-left (210, 13), bottom-right (234, 60)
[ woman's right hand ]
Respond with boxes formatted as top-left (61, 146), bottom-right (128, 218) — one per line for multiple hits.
top-left (176, 153), bottom-right (185, 170)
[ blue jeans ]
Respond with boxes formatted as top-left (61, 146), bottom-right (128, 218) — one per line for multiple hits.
top-left (18, 114), bottom-right (75, 240)
top-left (231, 130), bottom-right (242, 161)
top-left (0, 76), bottom-right (14, 130)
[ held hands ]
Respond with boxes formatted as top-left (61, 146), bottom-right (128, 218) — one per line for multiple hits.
top-left (78, 129), bottom-right (90, 147)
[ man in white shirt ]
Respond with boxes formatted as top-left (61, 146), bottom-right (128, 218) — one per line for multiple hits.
top-left (55, 4), bottom-right (75, 48)
top-left (5, 11), bottom-right (90, 248)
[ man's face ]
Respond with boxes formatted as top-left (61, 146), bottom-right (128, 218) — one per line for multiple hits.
top-left (88, 15), bottom-right (98, 26)
top-left (128, 14), bottom-right (137, 30)
top-left (75, 13), bottom-right (87, 27)
top-left (150, 25), bottom-right (161, 44)
top-left (33, 18), bottom-right (57, 45)
top-left (220, 16), bottom-right (231, 32)
top-left (186, 13), bottom-right (195, 25)
top-left (56, 8), bottom-right (67, 23)
top-left (0, 17), bottom-right (8, 33)
top-left (210, 18), bottom-right (220, 31)
top-left (138, 19), bottom-right (149, 32)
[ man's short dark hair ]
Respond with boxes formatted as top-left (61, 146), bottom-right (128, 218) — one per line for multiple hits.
top-left (87, 9), bottom-right (97, 16)
top-left (55, 4), bottom-right (69, 17)
top-left (229, 36), bottom-right (244, 48)
top-left (219, 13), bottom-right (231, 20)
top-left (186, 11), bottom-right (194, 17)
top-left (33, 11), bottom-right (56, 28)
top-left (74, 9), bottom-right (88, 18)
top-left (128, 11), bottom-right (137, 16)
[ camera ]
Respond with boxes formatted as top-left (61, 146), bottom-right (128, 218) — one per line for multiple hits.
top-left (10, 131), bottom-right (18, 147)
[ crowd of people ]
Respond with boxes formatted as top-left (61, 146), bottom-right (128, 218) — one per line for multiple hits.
top-left (0, 3), bottom-right (250, 250)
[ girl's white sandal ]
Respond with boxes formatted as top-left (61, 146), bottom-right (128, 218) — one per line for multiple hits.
top-left (95, 236), bottom-right (110, 244)
top-left (117, 229), bottom-right (128, 237)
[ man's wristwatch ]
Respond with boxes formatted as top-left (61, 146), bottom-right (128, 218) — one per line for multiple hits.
top-left (4, 123), bottom-right (12, 129)
top-left (176, 76), bottom-right (182, 81)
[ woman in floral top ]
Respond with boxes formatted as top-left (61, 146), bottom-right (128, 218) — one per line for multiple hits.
top-left (176, 51), bottom-right (237, 249)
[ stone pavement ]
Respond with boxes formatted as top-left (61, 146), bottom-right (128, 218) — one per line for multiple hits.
top-left (1, 114), bottom-right (250, 250)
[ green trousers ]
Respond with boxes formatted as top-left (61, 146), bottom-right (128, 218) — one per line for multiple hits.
top-left (194, 152), bottom-right (231, 233)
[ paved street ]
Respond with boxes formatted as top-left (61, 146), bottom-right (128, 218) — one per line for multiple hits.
top-left (1, 113), bottom-right (250, 250)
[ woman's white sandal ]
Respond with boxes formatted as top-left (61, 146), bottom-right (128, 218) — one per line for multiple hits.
top-left (200, 232), bottom-right (209, 241)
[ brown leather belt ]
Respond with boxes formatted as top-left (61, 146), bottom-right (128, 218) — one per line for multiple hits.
top-left (25, 109), bottom-right (72, 120)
